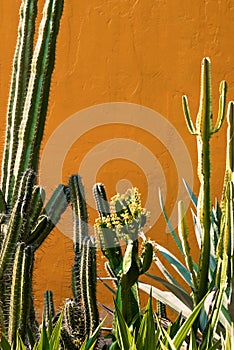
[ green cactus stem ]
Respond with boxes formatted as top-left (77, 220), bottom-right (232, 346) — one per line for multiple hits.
top-left (61, 176), bottom-right (99, 348)
top-left (1, 0), bottom-right (37, 202)
top-left (222, 101), bottom-right (234, 206)
top-left (182, 57), bottom-right (227, 303)
top-left (80, 236), bottom-right (99, 337)
top-left (0, 0), bottom-right (65, 345)
top-left (8, 243), bottom-right (33, 344)
top-left (69, 175), bottom-right (88, 257)
top-left (43, 290), bottom-right (55, 323)
top-left (1, 0), bottom-right (64, 206)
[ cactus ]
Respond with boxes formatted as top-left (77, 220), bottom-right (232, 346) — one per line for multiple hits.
top-left (182, 57), bottom-right (227, 303)
top-left (148, 58), bottom-right (233, 334)
top-left (60, 175), bottom-right (99, 349)
top-left (0, 0), bottom-right (67, 346)
top-left (93, 184), bottom-right (153, 333)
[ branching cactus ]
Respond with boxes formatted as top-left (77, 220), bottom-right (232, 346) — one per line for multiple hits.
top-left (60, 175), bottom-right (99, 349)
top-left (93, 184), bottom-right (153, 331)
top-left (0, 0), bottom-right (68, 346)
top-left (182, 57), bottom-right (227, 303)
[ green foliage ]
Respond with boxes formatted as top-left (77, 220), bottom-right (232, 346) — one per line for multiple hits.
top-left (113, 289), bottom-right (232, 350)
top-left (139, 57), bottom-right (234, 341)
top-left (93, 185), bottom-right (154, 340)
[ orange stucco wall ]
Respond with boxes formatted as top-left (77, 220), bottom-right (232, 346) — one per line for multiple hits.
top-left (0, 0), bottom-right (233, 319)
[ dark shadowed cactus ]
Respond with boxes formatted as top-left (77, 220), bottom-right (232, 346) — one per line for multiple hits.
top-left (60, 175), bottom-right (99, 349)
top-left (93, 183), bottom-right (153, 336)
top-left (0, 0), bottom-right (68, 346)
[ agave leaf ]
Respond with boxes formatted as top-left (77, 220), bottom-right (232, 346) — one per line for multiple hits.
top-left (16, 334), bottom-right (26, 350)
top-left (183, 180), bottom-right (198, 208)
top-left (0, 333), bottom-right (11, 350)
top-left (191, 209), bottom-right (202, 249)
top-left (138, 282), bottom-right (191, 318)
top-left (36, 320), bottom-right (50, 350)
top-left (49, 310), bottom-right (64, 350)
top-left (158, 189), bottom-right (184, 254)
top-left (85, 318), bottom-right (106, 350)
top-left (98, 276), bottom-right (116, 295)
top-left (152, 256), bottom-right (185, 288)
top-left (208, 340), bottom-right (222, 350)
top-left (114, 300), bottom-right (133, 349)
top-left (189, 330), bottom-right (197, 350)
top-left (173, 292), bottom-right (209, 349)
top-left (145, 273), bottom-right (193, 310)
top-left (157, 244), bottom-right (193, 287)
top-left (136, 295), bottom-right (156, 350)
top-left (155, 314), bottom-right (177, 350)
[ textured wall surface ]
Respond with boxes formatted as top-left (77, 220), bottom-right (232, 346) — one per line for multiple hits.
top-left (0, 0), bottom-right (233, 318)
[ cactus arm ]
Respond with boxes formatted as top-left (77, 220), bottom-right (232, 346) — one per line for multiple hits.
top-left (43, 184), bottom-right (70, 221)
top-left (178, 201), bottom-right (198, 298)
top-left (0, 190), bottom-right (7, 214)
top-left (20, 170), bottom-right (36, 224)
top-left (69, 175), bottom-right (89, 299)
top-left (0, 170), bottom-right (35, 273)
top-left (69, 175), bottom-right (88, 254)
top-left (140, 240), bottom-right (153, 274)
top-left (196, 58), bottom-right (212, 135)
top-left (93, 183), bottom-right (111, 218)
top-left (223, 102), bottom-right (234, 198)
top-left (12, 0), bottom-right (64, 204)
top-left (211, 80), bottom-right (227, 134)
top-left (182, 95), bottom-right (197, 135)
top-left (23, 186), bottom-right (45, 239)
top-left (0, 170), bottom-right (32, 277)
top-left (1, 0), bottom-right (37, 200)
top-left (18, 245), bottom-right (33, 342)
top-left (226, 102), bottom-right (234, 174)
top-left (26, 215), bottom-right (48, 246)
top-left (29, 185), bottom-right (69, 249)
top-left (43, 290), bottom-right (55, 328)
top-left (93, 183), bottom-right (122, 273)
top-left (29, 186), bottom-right (45, 223)
top-left (81, 237), bottom-right (99, 337)
top-left (7, 243), bottom-right (25, 344)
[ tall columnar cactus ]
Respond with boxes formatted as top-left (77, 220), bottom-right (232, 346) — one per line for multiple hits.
top-left (0, 0), bottom-right (68, 346)
top-left (60, 175), bottom-right (99, 349)
top-left (182, 57), bottom-right (227, 303)
top-left (93, 184), bottom-right (153, 333)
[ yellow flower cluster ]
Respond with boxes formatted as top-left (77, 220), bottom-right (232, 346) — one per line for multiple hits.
top-left (95, 188), bottom-right (150, 235)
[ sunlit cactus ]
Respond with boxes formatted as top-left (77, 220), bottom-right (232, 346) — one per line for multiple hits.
top-left (182, 57), bottom-right (227, 303)
top-left (93, 184), bottom-right (153, 331)
top-left (61, 175), bottom-right (99, 348)
top-left (0, 0), bottom-right (67, 346)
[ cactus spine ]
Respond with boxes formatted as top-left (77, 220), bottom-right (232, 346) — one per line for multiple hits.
top-left (0, 0), bottom-right (67, 345)
top-left (182, 57), bottom-right (227, 303)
